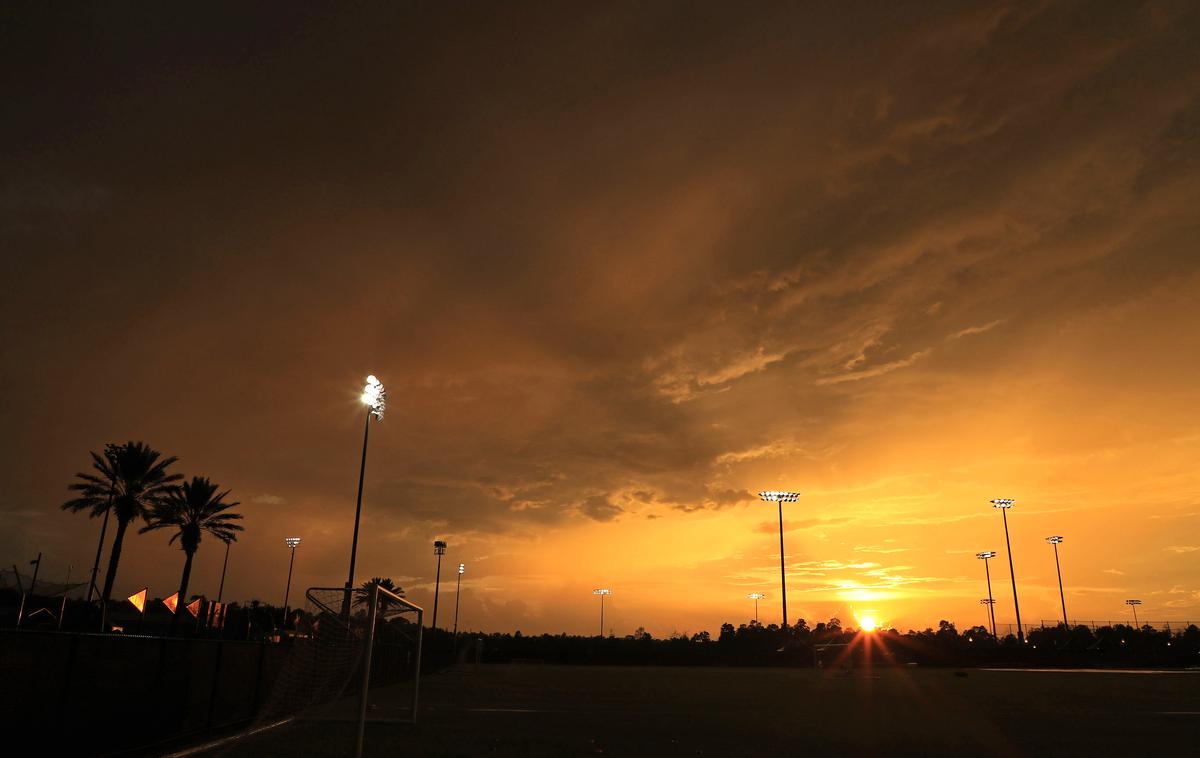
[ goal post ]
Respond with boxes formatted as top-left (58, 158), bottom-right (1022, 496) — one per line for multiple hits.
top-left (355, 582), bottom-right (423, 757)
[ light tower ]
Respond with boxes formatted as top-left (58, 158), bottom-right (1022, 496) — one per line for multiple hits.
top-left (1046, 536), bottom-right (1068, 628)
top-left (990, 498), bottom-right (1024, 642)
top-left (282, 537), bottom-right (301, 626)
top-left (758, 491), bottom-right (801, 627)
top-left (593, 588), bottom-right (611, 637)
top-left (980, 599), bottom-right (996, 634)
top-left (1125, 599), bottom-right (1142, 628)
top-left (431, 540), bottom-right (447, 630)
top-left (452, 563), bottom-right (465, 643)
top-left (976, 551), bottom-right (998, 637)
top-left (343, 374), bottom-right (386, 617)
top-left (747, 592), bottom-right (766, 623)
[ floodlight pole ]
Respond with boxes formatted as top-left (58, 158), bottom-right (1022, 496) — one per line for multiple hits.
top-left (1126, 600), bottom-right (1141, 628)
top-left (452, 563), bottom-right (464, 643)
top-left (977, 552), bottom-right (998, 638)
top-left (343, 408), bottom-right (372, 617)
top-left (754, 595), bottom-right (759, 622)
top-left (283, 538), bottom-right (301, 626)
top-left (1047, 537), bottom-right (1068, 627)
top-left (777, 500), bottom-right (788, 627)
top-left (992, 499), bottom-right (1024, 642)
top-left (600, 593), bottom-right (606, 637)
top-left (431, 541), bottom-right (446, 630)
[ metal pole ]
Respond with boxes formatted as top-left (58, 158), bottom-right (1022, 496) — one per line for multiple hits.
top-left (283, 546), bottom-right (297, 627)
top-left (754, 596), bottom-right (759, 623)
top-left (1001, 509), bottom-right (1023, 642)
top-left (1053, 542), bottom-right (1067, 628)
top-left (344, 409), bottom-right (372, 617)
top-left (1132, 605), bottom-right (1139, 628)
top-left (600, 593), bottom-right (605, 637)
top-left (452, 570), bottom-right (462, 641)
top-left (778, 501), bottom-right (788, 627)
top-left (86, 502), bottom-right (111, 604)
top-left (355, 583), bottom-right (379, 758)
top-left (983, 558), bottom-right (997, 638)
top-left (431, 552), bottom-right (443, 630)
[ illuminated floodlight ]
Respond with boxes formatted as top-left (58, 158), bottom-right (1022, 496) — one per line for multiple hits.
top-left (593, 588), bottom-right (611, 595)
top-left (1046, 536), bottom-right (1063, 544)
top-left (747, 592), bottom-right (766, 600)
top-left (976, 551), bottom-right (996, 559)
top-left (285, 537), bottom-right (302, 548)
top-left (458, 563), bottom-right (465, 574)
top-left (990, 498), bottom-right (1015, 508)
top-left (758, 491), bottom-right (801, 502)
top-left (758, 490), bottom-right (800, 627)
top-left (361, 375), bottom-right (387, 420)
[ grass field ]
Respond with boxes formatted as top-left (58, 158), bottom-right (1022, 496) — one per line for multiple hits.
top-left (209, 664), bottom-right (1200, 756)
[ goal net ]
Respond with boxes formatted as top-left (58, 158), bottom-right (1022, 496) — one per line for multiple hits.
top-left (250, 584), bottom-right (424, 755)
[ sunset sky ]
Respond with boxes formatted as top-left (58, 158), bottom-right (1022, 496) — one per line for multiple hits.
top-left (2, 2), bottom-right (1198, 636)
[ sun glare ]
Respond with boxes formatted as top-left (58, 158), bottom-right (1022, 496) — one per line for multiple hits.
top-left (858, 615), bottom-right (878, 632)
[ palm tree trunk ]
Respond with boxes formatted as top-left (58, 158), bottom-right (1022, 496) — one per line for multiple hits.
top-left (170, 550), bottom-right (196, 636)
top-left (100, 517), bottom-right (130, 631)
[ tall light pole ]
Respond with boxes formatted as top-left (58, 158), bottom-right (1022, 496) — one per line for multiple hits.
top-left (990, 498), bottom-right (1024, 643)
top-left (452, 563), bottom-right (465, 644)
top-left (759, 491), bottom-right (801, 627)
top-left (1046, 536), bottom-right (1068, 628)
top-left (593, 589), bottom-right (611, 637)
top-left (283, 537), bottom-right (301, 627)
top-left (980, 599), bottom-right (996, 634)
top-left (747, 592), bottom-right (765, 624)
top-left (431, 540), bottom-right (447, 630)
top-left (976, 551), bottom-right (998, 638)
top-left (343, 374), bottom-right (386, 617)
top-left (1125, 599), bottom-right (1142, 628)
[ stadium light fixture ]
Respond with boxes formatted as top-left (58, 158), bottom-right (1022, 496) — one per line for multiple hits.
top-left (1045, 536), bottom-right (1068, 628)
top-left (979, 598), bottom-right (996, 633)
top-left (431, 540), bottom-right (447, 630)
top-left (975, 551), bottom-right (998, 637)
top-left (343, 374), bottom-right (386, 617)
top-left (759, 490), bottom-right (801, 627)
top-left (282, 537), bottom-right (302, 627)
top-left (1125, 599), bottom-right (1142, 628)
top-left (593, 588), bottom-right (611, 637)
top-left (990, 498), bottom-right (1024, 642)
top-left (747, 592), bottom-right (766, 623)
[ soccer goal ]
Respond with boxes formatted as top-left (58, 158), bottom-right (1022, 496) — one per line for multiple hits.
top-left (253, 584), bottom-right (423, 758)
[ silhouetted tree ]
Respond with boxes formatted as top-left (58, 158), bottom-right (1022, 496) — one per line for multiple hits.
top-left (64, 441), bottom-right (182, 623)
top-left (62, 443), bottom-right (121, 602)
top-left (354, 577), bottom-right (405, 610)
top-left (142, 476), bottom-right (242, 634)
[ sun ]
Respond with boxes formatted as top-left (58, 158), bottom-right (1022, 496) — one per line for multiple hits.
top-left (858, 615), bottom-right (878, 632)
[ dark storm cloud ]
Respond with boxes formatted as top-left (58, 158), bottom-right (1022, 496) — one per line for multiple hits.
top-left (2, 2), bottom-right (1198, 626)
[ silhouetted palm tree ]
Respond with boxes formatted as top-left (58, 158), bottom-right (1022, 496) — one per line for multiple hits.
top-left (63, 443), bottom-right (120, 603)
top-left (142, 476), bottom-right (243, 634)
top-left (64, 441), bottom-right (181, 625)
top-left (354, 577), bottom-right (404, 609)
